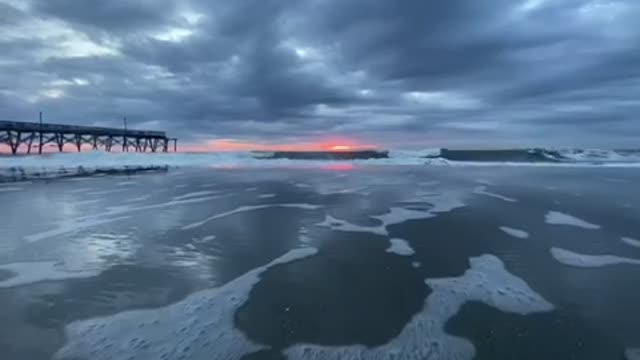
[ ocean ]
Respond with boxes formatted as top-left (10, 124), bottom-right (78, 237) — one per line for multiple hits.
top-left (0, 152), bottom-right (639, 359)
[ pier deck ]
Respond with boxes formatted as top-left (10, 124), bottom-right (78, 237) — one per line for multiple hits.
top-left (0, 120), bottom-right (178, 154)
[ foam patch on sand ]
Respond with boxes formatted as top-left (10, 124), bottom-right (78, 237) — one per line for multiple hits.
top-left (550, 247), bottom-right (640, 268)
top-left (424, 193), bottom-right (467, 214)
top-left (54, 247), bottom-right (318, 360)
top-left (316, 186), bottom-right (369, 196)
top-left (198, 235), bottom-right (217, 242)
top-left (318, 193), bottom-right (465, 237)
top-left (25, 216), bottom-right (133, 243)
top-left (473, 186), bottom-right (517, 202)
top-left (626, 348), bottom-right (640, 360)
top-left (0, 261), bottom-right (100, 288)
top-left (545, 211), bottom-right (601, 230)
top-left (125, 194), bottom-right (153, 203)
top-left (499, 226), bottom-right (529, 239)
top-left (0, 186), bottom-right (21, 193)
top-left (285, 254), bottom-right (553, 360)
top-left (24, 194), bottom-right (223, 242)
top-left (386, 238), bottom-right (415, 256)
top-left (621, 237), bottom-right (640, 248)
top-left (86, 188), bottom-right (129, 196)
top-left (372, 193), bottom-right (466, 228)
top-left (172, 190), bottom-right (219, 201)
top-left (182, 203), bottom-right (323, 230)
top-left (372, 207), bottom-right (436, 227)
top-left (116, 181), bottom-right (137, 186)
top-left (316, 215), bottom-right (388, 236)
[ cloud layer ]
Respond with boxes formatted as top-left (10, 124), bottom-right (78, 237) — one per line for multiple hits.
top-left (1, 0), bottom-right (639, 148)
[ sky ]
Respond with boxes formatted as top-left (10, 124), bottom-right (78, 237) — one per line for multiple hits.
top-left (1, 0), bottom-right (639, 150)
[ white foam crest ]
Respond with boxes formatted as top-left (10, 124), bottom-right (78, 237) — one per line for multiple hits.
top-left (386, 238), bottom-right (415, 256)
top-left (621, 237), bottom-right (640, 248)
top-left (437, 161), bottom-right (640, 168)
top-left (0, 261), bottom-right (100, 288)
top-left (182, 203), bottom-right (322, 230)
top-left (473, 186), bottom-right (517, 202)
top-left (545, 211), bottom-right (601, 230)
top-left (315, 215), bottom-right (388, 236)
top-left (258, 193), bottom-right (276, 198)
top-left (499, 226), bottom-right (529, 239)
top-left (557, 148), bottom-right (640, 163)
top-left (550, 247), bottom-right (640, 268)
top-left (54, 247), bottom-right (318, 360)
top-left (285, 254), bottom-right (553, 360)
top-left (388, 148), bottom-right (441, 158)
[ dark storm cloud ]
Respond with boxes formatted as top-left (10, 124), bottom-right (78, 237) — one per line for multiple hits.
top-left (1, 0), bottom-right (639, 147)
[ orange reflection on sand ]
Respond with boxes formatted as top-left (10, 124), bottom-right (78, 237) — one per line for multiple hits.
top-left (320, 163), bottom-right (354, 171)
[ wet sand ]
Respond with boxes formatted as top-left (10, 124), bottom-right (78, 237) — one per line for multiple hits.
top-left (0, 165), bottom-right (639, 359)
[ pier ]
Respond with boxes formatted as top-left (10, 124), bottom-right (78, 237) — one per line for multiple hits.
top-left (0, 119), bottom-right (178, 155)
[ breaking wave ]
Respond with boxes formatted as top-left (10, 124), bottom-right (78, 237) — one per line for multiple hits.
top-left (1, 148), bottom-right (639, 182)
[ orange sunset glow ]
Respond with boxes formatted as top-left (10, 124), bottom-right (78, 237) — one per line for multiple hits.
top-left (180, 137), bottom-right (378, 153)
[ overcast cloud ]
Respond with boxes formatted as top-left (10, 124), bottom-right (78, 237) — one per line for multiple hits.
top-left (1, 0), bottom-right (639, 148)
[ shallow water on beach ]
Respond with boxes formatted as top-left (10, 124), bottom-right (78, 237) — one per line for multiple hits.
top-left (1, 165), bottom-right (639, 359)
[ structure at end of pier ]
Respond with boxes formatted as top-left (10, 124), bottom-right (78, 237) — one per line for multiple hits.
top-left (0, 120), bottom-right (178, 155)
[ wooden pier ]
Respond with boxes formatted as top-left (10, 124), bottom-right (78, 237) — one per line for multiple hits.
top-left (0, 120), bottom-right (178, 155)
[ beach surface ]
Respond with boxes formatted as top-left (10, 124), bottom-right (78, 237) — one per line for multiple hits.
top-left (1, 164), bottom-right (639, 359)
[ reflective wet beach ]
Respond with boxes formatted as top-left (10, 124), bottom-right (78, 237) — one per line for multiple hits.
top-left (1, 165), bottom-right (639, 359)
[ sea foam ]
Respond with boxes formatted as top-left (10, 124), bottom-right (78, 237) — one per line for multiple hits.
top-left (285, 254), bottom-right (553, 360)
top-left (550, 247), bottom-right (640, 268)
top-left (499, 226), bottom-right (530, 239)
top-left (545, 211), bottom-right (601, 230)
top-left (0, 261), bottom-right (100, 288)
top-left (621, 237), bottom-right (640, 248)
top-left (55, 247), bottom-right (319, 360)
top-left (386, 238), bottom-right (415, 256)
